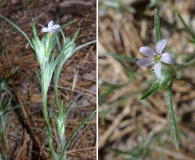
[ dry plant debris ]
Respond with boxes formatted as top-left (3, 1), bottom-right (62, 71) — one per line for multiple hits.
top-left (98, 0), bottom-right (195, 159)
top-left (0, 0), bottom-right (96, 159)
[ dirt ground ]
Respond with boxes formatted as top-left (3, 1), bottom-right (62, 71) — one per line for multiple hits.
top-left (0, 0), bottom-right (96, 160)
top-left (98, 0), bottom-right (195, 160)
top-left (1, 0), bottom-right (195, 160)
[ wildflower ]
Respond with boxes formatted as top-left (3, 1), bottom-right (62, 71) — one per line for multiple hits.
top-left (39, 20), bottom-right (60, 34)
top-left (136, 39), bottom-right (174, 78)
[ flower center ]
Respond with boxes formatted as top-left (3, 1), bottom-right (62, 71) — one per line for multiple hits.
top-left (154, 54), bottom-right (161, 63)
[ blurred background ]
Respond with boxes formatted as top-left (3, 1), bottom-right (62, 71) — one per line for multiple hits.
top-left (98, 0), bottom-right (195, 159)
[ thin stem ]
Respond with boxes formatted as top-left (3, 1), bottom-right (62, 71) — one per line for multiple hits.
top-left (54, 73), bottom-right (60, 108)
top-left (41, 70), bottom-right (57, 159)
top-left (166, 84), bottom-right (179, 151)
top-left (0, 94), bottom-right (7, 160)
top-left (54, 54), bottom-right (64, 108)
top-left (54, 64), bottom-right (67, 160)
top-left (0, 120), bottom-right (6, 160)
top-left (154, 8), bottom-right (161, 42)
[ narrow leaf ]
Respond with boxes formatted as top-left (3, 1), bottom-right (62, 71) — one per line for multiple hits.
top-left (140, 81), bottom-right (160, 100)
top-left (0, 15), bottom-right (33, 49)
top-left (105, 52), bottom-right (139, 63)
top-left (59, 20), bottom-right (76, 31)
top-left (31, 19), bottom-right (37, 39)
top-left (73, 40), bottom-right (96, 53)
top-left (154, 8), bottom-right (161, 42)
top-left (35, 70), bottom-right (41, 85)
top-left (177, 13), bottom-right (195, 39)
top-left (1, 102), bottom-right (29, 116)
top-left (60, 30), bottom-right (66, 48)
top-left (55, 35), bottom-right (61, 52)
top-left (64, 91), bottom-right (83, 119)
top-left (98, 88), bottom-right (113, 104)
top-left (166, 84), bottom-right (179, 151)
top-left (7, 67), bottom-right (18, 81)
top-left (189, 39), bottom-right (195, 43)
top-left (61, 110), bottom-right (96, 157)
top-left (71, 28), bottom-right (80, 43)
top-left (116, 59), bottom-right (135, 77)
top-left (98, 80), bottom-right (129, 104)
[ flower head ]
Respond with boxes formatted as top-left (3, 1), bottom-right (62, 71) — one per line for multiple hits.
top-left (136, 39), bottom-right (174, 78)
top-left (39, 20), bottom-right (60, 34)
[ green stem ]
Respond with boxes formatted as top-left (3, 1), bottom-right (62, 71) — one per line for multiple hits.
top-left (54, 54), bottom-right (64, 109)
top-left (166, 84), bottom-right (179, 151)
top-left (0, 120), bottom-right (6, 160)
top-left (154, 8), bottom-right (162, 42)
top-left (41, 70), bottom-right (57, 159)
top-left (54, 66), bottom-right (66, 160)
top-left (54, 72), bottom-right (60, 108)
top-left (0, 94), bottom-right (7, 160)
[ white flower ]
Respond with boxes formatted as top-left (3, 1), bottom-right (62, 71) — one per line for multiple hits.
top-left (136, 39), bottom-right (174, 78)
top-left (39, 20), bottom-right (60, 34)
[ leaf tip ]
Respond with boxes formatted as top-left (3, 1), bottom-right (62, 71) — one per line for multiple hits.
top-left (140, 96), bottom-right (145, 100)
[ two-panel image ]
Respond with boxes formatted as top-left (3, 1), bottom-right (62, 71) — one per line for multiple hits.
top-left (0, 0), bottom-right (194, 159)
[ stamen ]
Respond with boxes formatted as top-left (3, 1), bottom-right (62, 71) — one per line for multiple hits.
top-left (154, 54), bottom-right (161, 63)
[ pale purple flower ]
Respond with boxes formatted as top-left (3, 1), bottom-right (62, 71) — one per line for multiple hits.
top-left (39, 20), bottom-right (60, 34)
top-left (136, 39), bottom-right (174, 78)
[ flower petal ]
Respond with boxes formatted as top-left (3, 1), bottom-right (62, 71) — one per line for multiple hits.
top-left (139, 47), bottom-right (155, 57)
top-left (41, 28), bottom-right (49, 33)
top-left (136, 58), bottom-right (153, 66)
top-left (48, 20), bottom-right (54, 29)
top-left (154, 62), bottom-right (161, 78)
top-left (156, 39), bottom-right (166, 54)
top-left (160, 53), bottom-right (174, 64)
top-left (39, 24), bottom-right (45, 28)
top-left (52, 24), bottom-right (60, 30)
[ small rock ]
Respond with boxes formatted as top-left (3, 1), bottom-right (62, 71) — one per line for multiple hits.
top-left (56, 1), bottom-right (93, 16)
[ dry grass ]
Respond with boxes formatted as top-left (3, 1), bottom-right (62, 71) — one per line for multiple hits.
top-left (0, 0), bottom-right (96, 159)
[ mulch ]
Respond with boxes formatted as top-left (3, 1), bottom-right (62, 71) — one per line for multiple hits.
top-left (0, 0), bottom-right (96, 159)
